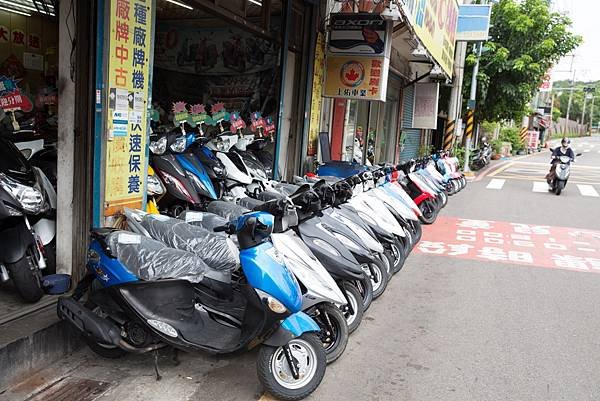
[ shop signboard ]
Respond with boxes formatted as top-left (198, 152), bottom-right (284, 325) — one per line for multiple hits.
top-left (456, 4), bottom-right (491, 42)
top-left (412, 83), bottom-right (439, 129)
top-left (323, 55), bottom-right (389, 101)
top-left (308, 33), bottom-right (325, 156)
top-left (328, 14), bottom-right (391, 56)
top-left (104, 0), bottom-right (154, 216)
top-left (527, 130), bottom-right (539, 149)
top-left (400, 0), bottom-right (459, 76)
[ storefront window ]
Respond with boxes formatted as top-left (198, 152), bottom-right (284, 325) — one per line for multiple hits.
top-left (0, 9), bottom-right (59, 319)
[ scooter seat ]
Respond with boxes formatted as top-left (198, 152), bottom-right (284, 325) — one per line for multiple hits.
top-left (106, 231), bottom-right (208, 283)
top-left (207, 201), bottom-right (249, 222)
top-left (139, 215), bottom-right (239, 273)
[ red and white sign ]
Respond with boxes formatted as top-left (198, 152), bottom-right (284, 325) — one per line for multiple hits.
top-left (527, 130), bottom-right (539, 149)
top-left (416, 217), bottom-right (600, 273)
top-left (0, 90), bottom-right (33, 112)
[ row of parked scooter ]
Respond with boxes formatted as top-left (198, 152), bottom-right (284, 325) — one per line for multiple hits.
top-left (57, 124), bottom-right (467, 401)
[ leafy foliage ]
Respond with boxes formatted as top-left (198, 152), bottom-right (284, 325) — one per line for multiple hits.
top-left (498, 126), bottom-right (524, 152)
top-left (553, 80), bottom-right (599, 126)
top-left (464, 0), bottom-right (581, 123)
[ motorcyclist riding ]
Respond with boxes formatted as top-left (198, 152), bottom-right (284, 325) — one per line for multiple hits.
top-left (546, 137), bottom-right (575, 187)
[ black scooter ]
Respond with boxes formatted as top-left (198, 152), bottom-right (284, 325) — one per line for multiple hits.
top-left (0, 136), bottom-right (54, 302)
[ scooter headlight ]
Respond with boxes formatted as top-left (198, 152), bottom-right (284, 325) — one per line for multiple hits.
top-left (212, 166), bottom-right (226, 177)
top-left (215, 138), bottom-right (226, 151)
top-left (147, 174), bottom-right (165, 196)
top-left (149, 136), bottom-right (167, 155)
top-left (0, 173), bottom-right (44, 214)
top-left (170, 136), bottom-right (187, 153)
top-left (255, 289), bottom-right (287, 314)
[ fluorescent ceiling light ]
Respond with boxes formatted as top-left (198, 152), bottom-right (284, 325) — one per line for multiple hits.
top-left (0, 5), bottom-right (31, 16)
top-left (248, 0), bottom-right (262, 5)
top-left (0, 0), bottom-right (54, 15)
top-left (165, 0), bottom-right (193, 10)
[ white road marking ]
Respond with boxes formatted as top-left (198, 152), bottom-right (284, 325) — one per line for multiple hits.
top-left (577, 184), bottom-right (600, 197)
top-left (532, 181), bottom-right (549, 193)
top-left (584, 149), bottom-right (591, 153)
top-left (486, 179), bottom-right (506, 189)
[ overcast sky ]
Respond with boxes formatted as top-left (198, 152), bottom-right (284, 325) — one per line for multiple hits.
top-left (551, 0), bottom-right (600, 82)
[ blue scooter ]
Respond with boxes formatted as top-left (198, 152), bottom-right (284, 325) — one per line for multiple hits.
top-left (57, 212), bottom-right (326, 401)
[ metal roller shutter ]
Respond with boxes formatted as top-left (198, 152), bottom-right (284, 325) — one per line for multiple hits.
top-left (400, 85), bottom-right (421, 162)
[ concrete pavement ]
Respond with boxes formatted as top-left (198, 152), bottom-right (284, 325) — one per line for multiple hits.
top-left (3, 136), bottom-right (600, 401)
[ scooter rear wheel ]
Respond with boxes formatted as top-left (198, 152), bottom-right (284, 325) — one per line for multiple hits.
top-left (258, 333), bottom-right (326, 401)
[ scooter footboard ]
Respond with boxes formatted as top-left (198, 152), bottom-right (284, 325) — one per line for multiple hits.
top-left (57, 297), bottom-right (122, 347)
top-left (264, 311), bottom-right (320, 347)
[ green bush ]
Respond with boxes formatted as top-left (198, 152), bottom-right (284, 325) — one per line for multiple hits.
top-left (453, 145), bottom-right (465, 168)
top-left (499, 127), bottom-right (524, 152)
top-left (490, 138), bottom-right (502, 154)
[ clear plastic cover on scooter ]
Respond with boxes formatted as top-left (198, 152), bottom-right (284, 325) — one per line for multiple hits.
top-left (139, 214), bottom-right (239, 272)
top-left (106, 231), bottom-right (208, 282)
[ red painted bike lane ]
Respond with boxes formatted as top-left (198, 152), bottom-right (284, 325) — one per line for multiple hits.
top-left (415, 216), bottom-right (600, 273)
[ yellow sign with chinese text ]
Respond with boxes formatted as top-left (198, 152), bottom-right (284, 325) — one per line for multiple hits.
top-left (104, 0), bottom-right (153, 216)
top-left (402, 0), bottom-right (459, 76)
top-left (323, 55), bottom-right (389, 101)
top-left (307, 33), bottom-right (325, 156)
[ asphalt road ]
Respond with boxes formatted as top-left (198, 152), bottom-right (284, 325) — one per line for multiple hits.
top-left (4, 136), bottom-right (600, 401)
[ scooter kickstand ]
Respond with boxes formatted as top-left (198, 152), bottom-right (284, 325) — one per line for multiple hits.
top-left (154, 349), bottom-right (162, 381)
top-left (171, 348), bottom-right (180, 366)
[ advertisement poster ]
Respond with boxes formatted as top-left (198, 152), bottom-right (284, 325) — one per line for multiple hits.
top-left (308, 33), bottom-right (325, 156)
top-left (154, 23), bottom-right (279, 76)
top-left (413, 83), bottom-right (439, 129)
top-left (104, 0), bottom-right (154, 216)
top-left (401, 0), bottom-right (459, 76)
top-left (323, 55), bottom-right (389, 101)
top-left (328, 14), bottom-right (390, 56)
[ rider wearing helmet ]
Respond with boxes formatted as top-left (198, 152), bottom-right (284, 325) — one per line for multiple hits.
top-left (546, 138), bottom-right (575, 184)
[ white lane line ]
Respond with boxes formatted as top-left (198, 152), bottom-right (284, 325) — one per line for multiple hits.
top-left (584, 149), bottom-right (591, 153)
top-left (532, 181), bottom-right (549, 193)
top-left (486, 179), bottom-right (506, 190)
top-left (577, 184), bottom-right (600, 197)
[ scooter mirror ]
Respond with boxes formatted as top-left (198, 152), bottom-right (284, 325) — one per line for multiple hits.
top-left (576, 153), bottom-right (582, 157)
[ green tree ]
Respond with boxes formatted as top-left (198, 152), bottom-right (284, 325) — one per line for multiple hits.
top-left (554, 80), bottom-right (599, 126)
top-left (464, 0), bottom-right (581, 123)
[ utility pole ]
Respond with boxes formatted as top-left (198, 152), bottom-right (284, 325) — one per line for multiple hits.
top-left (565, 57), bottom-right (576, 133)
top-left (589, 95), bottom-right (595, 134)
top-left (444, 41), bottom-right (467, 152)
top-left (463, 41), bottom-right (483, 175)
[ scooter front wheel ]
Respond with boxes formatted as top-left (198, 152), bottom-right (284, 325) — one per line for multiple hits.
top-left (418, 199), bottom-right (438, 225)
top-left (7, 254), bottom-right (43, 303)
top-left (258, 333), bottom-right (326, 401)
top-left (309, 303), bottom-right (349, 364)
top-left (340, 282), bottom-right (364, 334)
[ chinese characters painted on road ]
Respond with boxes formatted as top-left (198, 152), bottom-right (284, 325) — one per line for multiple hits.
top-left (104, 0), bottom-right (154, 216)
top-left (415, 216), bottom-right (600, 274)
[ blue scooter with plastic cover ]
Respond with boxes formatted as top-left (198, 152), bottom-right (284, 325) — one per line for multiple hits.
top-left (57, 211), bottom-right (326, 401)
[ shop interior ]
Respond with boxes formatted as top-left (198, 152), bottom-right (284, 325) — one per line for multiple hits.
top-left (151, 0), bottom-right (288, 174)
top-left (0, 1), bottom-right (59, 323)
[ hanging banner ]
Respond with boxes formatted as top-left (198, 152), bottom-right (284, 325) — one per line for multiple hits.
top-left (456, 4), bottom-right (492, 42)
top-left (328, 14), bottom-right (391, 56)
top-left (104, 0), bottom-right (154, 216)
top-left (412, 83), bottom-right (440, 129)
top-left (308, 33), bottom-right (325, 156)
top-left (401, 0), bottom-right (459, 76)
top-left (323, 55), bottom-right (389, 101)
